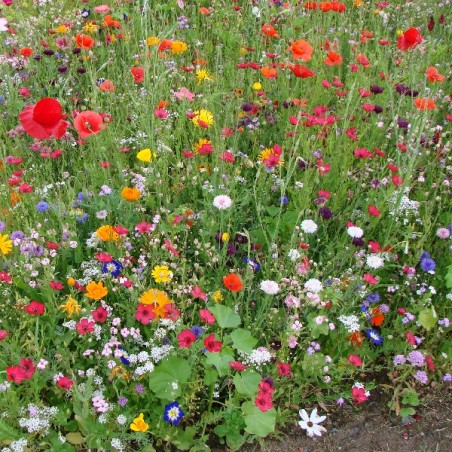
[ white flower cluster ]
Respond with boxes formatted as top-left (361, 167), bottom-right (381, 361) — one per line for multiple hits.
top-left (111, 438), bottom-right (124, 451)
top-left (338, 315), bottom-right (361, 333)
top-left (304, 278), bottom-right (323, 294)
top-left (242, 347), bottom-right (272, 367)
top-left (260, 280), bottom-right (280, 295)
top-left (366, 254), bottom-right (385, 269)
top-left (388, 189), bottom-right (420, 221)
top-left (134, 362), bottom-right (155, 376)
top-left (150, 344), bottom-right (173, 362)
top-left (1, 438), bottom-right (28, 452)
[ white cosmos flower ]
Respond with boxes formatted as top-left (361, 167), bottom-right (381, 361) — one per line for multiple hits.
top-left (213, 195), bottom-right (232, 210)
top-left (0, 18), bottom-right (8, 32)
top-left (298, 408), bottom-right (327, 437)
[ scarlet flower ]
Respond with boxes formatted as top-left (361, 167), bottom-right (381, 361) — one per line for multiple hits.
top-left (324, 51), bottom-right (342, 66)
top-left (19, 358), bottom-right (36, 379)
top-left (288, 64), bottom-right (315, 78)
top-left (255, 391), bottom-right (273, 412)
top-left (24, 300), bottom-right (45, 315)
top-left (130, 67), bottom-right (144, 83)
top-left (57, 376), bottom-right (74, 390)
top-left (277, 362), bottom-right (292, 376)
top-left (20, 47), bottom-right (33, 58)
top-left (223, 273), bottom-right (243, 292)
top-left (287, 39), bottom-right (313, 61)
top-left (261, 24), bottom-right (279, 38)
top-left (75, 34), bottom-right (95, 49)
top-left (76, 318), bottom-right (95, 335)
top-left (92, 306), bottom-right (108, 323)
top-left (356, 54), bottom-right (370, 67)
top-left (19, 97), bottom-right (69, 140)
top-left (426, 66), bottom-right (444, 83)
top-left (73, 111), bottom-right (105, 138)
top-left (178, 329), bottom-right (196, 348)
top-left (204, 333), bottom-right (222, 352)
top-left (414, 98), bottom-right (437, 110)
top-left (397, 27), bottom-right (423, 51)
top-left (260, 66), bottom-right (278, 79)
top-left (6, 366), bottom-right (27, 384)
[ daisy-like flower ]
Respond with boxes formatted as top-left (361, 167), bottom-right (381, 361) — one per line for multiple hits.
top-left (196, 69), bottom-right (212, 83)
top-left (59, 296), bottom-right (82, 318)
top-left (298, 408), bottom-right (327, 437)
top-left (300, 220), bottom-right (317, 234)
top-left (151, 265), bottom-right (173, 283)
top-left (213, 195), bottom-right (232, 210)
top-left (163, 401), bottom-right (185, 426)
top-left (192, 109), bottom-right (214, 127)
top-left (260, 280), bottom-right (280, 295)
top-left (0, 234), bottom-right (13, 255)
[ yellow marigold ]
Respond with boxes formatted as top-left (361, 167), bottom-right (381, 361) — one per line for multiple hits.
top-left (151, 265), bottom-right (173, 284)
top-left (171, 40), bottom-right (188, 54)
top-left (96, 225), bottom-right (119, 242)
top-left (192, 109), bottom-right (214, 127)
top-left (60, 295), bottom-right (81, 318)
top-left (212, 290), bottom-right (224, 303)
top-left (130, 413), bottom-right (149, 432)
top-left (137, 148), bottom-right (157, 163)
top-left (147, 36), bottom-right (160, 46)
top-left (196, 69), bottom-right (212, 83)
top-left (0, 234), bottom-right (13, 255)
top-left (252, 82), bottom-right (262, 91)
top-left (140, 289), bottom-right (172, 319)
top-left (121, 187), bottom-right (141, 201)
top-left (55, 24), bottom-right (68, 33)
top-left (85, 281), bottom-right (108, 300)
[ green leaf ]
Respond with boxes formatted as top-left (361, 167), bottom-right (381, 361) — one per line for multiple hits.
top-left (419, 308), bottom-right (437, 331)
top-left (233, 370), bottom-right (261, 396)
top-left (149, 357), bottom-right (191, 399)
top-left (402, 390), bottom-right (420, 407)
top-left (203, 368), bottom-right (218, 386)
top-left (208, 304), bottom-right (241, 329)
top-left (242, 401), bottom-right (276, 437)
top-left (400, 407), bottom-right (416, 417)
top-left (66, 432), bottom-right (85, 445)
top-left (205, 350), bottom-right (234, 377)
top-left (445, 265), bottom-right (452, 289)
top-left (230, 328), bottom-right (257, 353)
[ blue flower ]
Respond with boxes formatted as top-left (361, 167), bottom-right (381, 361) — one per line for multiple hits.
top-left (36, 201), bottom-right (49, 212)
top-left (365, 328), bottom-right (383, 345)
top-left (102, 260), bottom-right (123, 277)
top-left (366, 293), bottom-right (380, 303)
top-left (163, 401), bottom-right (185, 426)
top-left (190, 326), bottom-right (204, 338)
top-left (420, 257), bottom-right (436, 272)
top-left (81, 8), bottom-right (90, 18)
top-left (243, 256), bottom-right (261, 271)
top-left (278, 196), bottom-right (289, 205)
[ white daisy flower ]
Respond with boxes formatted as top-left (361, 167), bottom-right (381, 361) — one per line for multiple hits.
top-left (298, 408), bottom-right (327, 437)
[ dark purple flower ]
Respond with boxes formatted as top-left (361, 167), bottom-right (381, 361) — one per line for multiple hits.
top-left (370, 85), bottom-right (383, 94)
top-left (318, 207), bottom-right (332, 220)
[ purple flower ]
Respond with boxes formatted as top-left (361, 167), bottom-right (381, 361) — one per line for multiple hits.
top-left (414, 370), bottom-right (428, 384)
top-left (420, 257), bottom-right (436, 272)
top-left (393, 355), bottom-right (406, 366)
top-left (135, 384), bottom-right (144, 394)
top-left (407, 351), bottom-right (424, 367)
top-left (118, 396), bottom-right (128, 406)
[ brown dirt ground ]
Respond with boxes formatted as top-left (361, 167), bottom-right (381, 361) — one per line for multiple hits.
top-left (241, 388), bottom-right (452, 452)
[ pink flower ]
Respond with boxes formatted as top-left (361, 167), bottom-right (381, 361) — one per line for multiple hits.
top-left (277, 362), bottom-right (292, 376)
top-left (174, 87), bottom-right (195, 102)
top-left (351, 386), bottom-right (368, 405)
top-left (154, 108), bottom-right (169, 119)
top-left (164, 239), bottom-right (180, 256)
top-left (363, 273), bottom-right (378, 285)
top-left (199, 309), bottom-right (215, 324)
top-left (57, 376), bottom-right (73, 390)
top-left (7, 366), bottom-right (27, 384)
top-left (178, 329), bottom-right (196, 348)
top-left (0, 330), bottom-right (9, 341)
top-left (73, 111), bottom-right (105, 139)
top-left (92, 306), bottom-right (108, 323)
top-left (19, 358), bottom-right (36, 379)
top-left (229, 361), bottom-right (248, 371)
top-left (348, 354), bottom-right (362, 367)
top-left (135, 221), bottom-right (153, 234)
top-left (219, 151), bottom-right (235, 163)
top-left (24, 300), bottom-right (45, 315)
top-left (204, 333), bottom-right (222, 352)
top-left (93, 4), bottom-right (111, 13)
top-left (192, 286), bottom-right (207, 301)
top-left (76, 318), bottom-right (95, 335)
top-left (368, 205), bottom-right (381, 217)
top-left (255, 391), bottom-right (273, 412)
top-left (135, 304), bottom-right (155, 325)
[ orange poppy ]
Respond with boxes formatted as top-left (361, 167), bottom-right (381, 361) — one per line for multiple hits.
top-left (260, 66), bottom-right (278, 79)
top-left (261, 24), bottom-right (279, 38)
top-left (99, 80), bottom-right (116, 92)
top-left (75, 34), bottom-right (95, 50)
top-left (323, 51), bottom-right (342, 66)
top-left (287, 39), bottom-right (313, 62)
top-left (20, 47), bottom-right (33, 58)
top-left (288, 64), bottom-right (315, 78)
top-left (223, 274), bottom-right (243, 292)
top-left (426, 66), bottom-right (444, 83)
top-left (103, 15), bottom-right (120, 28)
top-left (371, 308), bottom-right (385, 327)
top-left (414, 98), bottom-right (437, 110)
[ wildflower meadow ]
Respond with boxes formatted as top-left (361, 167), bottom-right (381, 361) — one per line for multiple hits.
top-left (0, 0), bottom-right (450, 450)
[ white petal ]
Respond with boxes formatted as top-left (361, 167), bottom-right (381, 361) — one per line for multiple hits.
top-left (298, 420), bottom-right (308, 430)
top-left (299, 409), bottom-right (310, 422)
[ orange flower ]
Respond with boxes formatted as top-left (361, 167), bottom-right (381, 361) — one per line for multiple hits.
top-left (323, 51), bottom-right (342, 66)
top-left (75, 34), bottom-right (95, 50)
top-left (85, 280), bottom-right (108, 300)
top-left (414, 98), bottom-right (437, 110)
top-left (287, 39), bottom-right (313, 62)
top-left (223, 274), bottom-right (243, 292)
top-left (199, 7), bottom-right (211, 15)
top-left (371, 308), bottom-right (385, 327)
top-left (349, 331), bottom-right (364, 348)
top-left (96, 225), bottom-right (119, 242)
top-left (261, 24), bottom-right (279, 38)
top-left (260, 66), bottom-right (278, 79)
top-left (426, 66), bottom-right (444, 83)
top-left (121, 187), bottom-right (141, 201)
top-left (103, 15), bottom-right (120, 28)
top-left (20, 47), bottom-right (33, 58)
top-left (158, 39), bottom-right (173, 52)
top-left (130, 67), bottom-right (144, 83)
top-left (99, 80), bottom-right (116, 92)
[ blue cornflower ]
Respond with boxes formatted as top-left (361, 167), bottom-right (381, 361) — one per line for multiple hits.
top-left (419, 251), bottom-right (431, 261)
top-left (81, 8), bottom-right (90, 18)
top-left (366, 293), bottom-right (380, 303)
top-left (243, 256), bottom-right (261, 271)
top-left (76, 213), bottom-right (89, 223)
top-left (420, 257), bottom-right (436, 272)
top-left (278, 196), bottom-right (289, 205)
top-left (190, 326), bottom-right (204, 338)
top-left (365, 328), bottom-right (383, 345)
top-left (163, 401), bottom-right (185, 426)
top-left (36, 201), bottom-right (49, 212)
top-left (102, 260), bottom-right (123, 277)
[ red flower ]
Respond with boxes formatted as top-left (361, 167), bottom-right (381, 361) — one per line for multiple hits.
top-left (131, 67), bottom-right (144, 83)
top-left (92, 306), bottom-right (108, 323)
top-left (223, 274), bottom-right (243, 292)
top-left (73, 111), bottom-right (105, 139)
top-left (229, 361), bottom-right (248, 371)
top-left (348, 354), bottom-right (362, 367)
top-left (368, 205), bottom-right (381, 217)
top-left (277, 362), bottom-right (292, 376)
top-left (75, 34), bottom-right (95, 49)
top-left (50, 281), bottom-right (64, 290)
top-left (258, 380), bottom-right (275, 395)
top-left (6, 366), bottom-right (27, 384)
top-left (0, 330), bottom-right (9, 341)
top-left (397, 27), bottom-right (423, 51)
top-left (24, 300), bottom-right (45, 315)
top-left (351, 386), bottom-right (368, 404)
top-left (19, 358), bottom-right (36, 379)
top-left (288, 64), bottom-right (315, 78)
top-left (76, 318), bottom-right (95, 335)
top-left (255, 391), bottom-right (273, 412)
top-left (135, 304), bottom-right (155, 325)
top-left (57, 376), bottom-right (74, 390)
top-left (199, 309), bottom-right (215, 325)
top-left (204, 333), bottom-right (222, 352)
top-left (178, 329), bottom-right (197, 348)
top-left (19, 97), bottom-right (69, 140)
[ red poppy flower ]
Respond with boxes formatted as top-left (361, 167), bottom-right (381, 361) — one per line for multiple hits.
top-left (19, 97), bottom-right (69, 140)
top-left (130, 67), bottom-right (144, 83)
top-left (223, 274), bottom-right (243, 292)
top-left (289, 64), bottom-right (315, 78)
top-left (24, 300), bottom-right (45, 315)
top-left (73, 111), bottom-right (105, 139)
top-left (324, 51), bottom-right (343, 66)
top-left (397, 27), bottom-right (423, 51)
top-left (75, 34), bottom-right (95, 49)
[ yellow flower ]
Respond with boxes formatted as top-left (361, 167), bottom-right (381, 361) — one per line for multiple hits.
top-left (137, 148), bottom-right (157, 163)
top-left (121, 187), bottom-right (141, 201)
top-left (60, 295), bottom-right (81, 318)
top-left (192, 110), bottom-right (214, 127)
top-left (147, 36), bottom-right (160, 46)
top-left (221, 233), bottom-right (230, 242)
top-left (140, 289), bottom-right (172, 319)
top-left (96, 225), bottom-right (119, 242)
top-left (151, 265), bottom-right (173, 284)
top-left (0, 234), bottom-right (12, 255)
top-left (396, 29), bottom-right (403, 36)
top-left (67, 277), bottom-right (76, 286)
top-left (85, 281), bottom-right (108, 300)
top-left (354, 0), bottom-right (363, 5)
top-left (83, 21), bottom-right (99, 34)
top-left (258, 148), bottom-right (284, 166)
top-left (196, 69), bottom-right (212, 83)
top-left (55, 25), bottom-right (68, 33)
top-left (212, 290), bottom-right (224, 303)
top-left (252, 82), bottom-right (262, 91)
top-left (130, 413), bottom-right (149, 432)
top-left (240, 47), bottom-right (248, 56)
top-left (171, 40), bottom-right (188, 54)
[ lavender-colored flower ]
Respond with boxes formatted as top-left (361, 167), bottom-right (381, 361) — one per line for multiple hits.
top-left (443, 373), bottom-right (452, 382)
top-left (393, 355), bottom-right (406, 366)
top-left (407, 350), bottom-right (425, 367)
top-left (379, 304), bottom-right (389, 313)
top-left (135, 384), bottom-right (144, 394)
top-left (414, 370), bottom-right (428, 384)
top-left (118, 396), bottom-right (128, 406)
top-left (0, 221), bottom-right (5, 232)
top-left (11, 230), bottom-right (25, 241)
